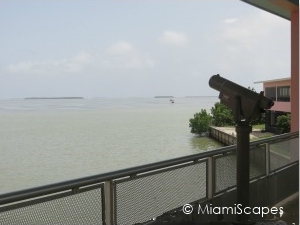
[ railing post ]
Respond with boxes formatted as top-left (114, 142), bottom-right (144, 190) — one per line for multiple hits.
top-left (265, 143), bottom-right (270, 207)
top-left (265, 143), bottom-right (270, 176)
top-left (104, 181), bottom-right (115, 225)
top-left (207, 157), bottom-right (214, 199)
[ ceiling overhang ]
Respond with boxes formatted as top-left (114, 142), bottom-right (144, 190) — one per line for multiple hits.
top-left (240, 0), bottom-right (299, 20)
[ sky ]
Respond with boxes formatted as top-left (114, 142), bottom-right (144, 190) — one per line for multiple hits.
top-left (0, 0), bottom-right (291, 99)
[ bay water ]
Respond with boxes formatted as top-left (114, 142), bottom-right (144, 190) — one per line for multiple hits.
top-left (0, 97), bottom-right (221, 194)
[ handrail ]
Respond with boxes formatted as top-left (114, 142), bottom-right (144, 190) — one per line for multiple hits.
top-left (249, 131), bottom-right (299, 145)
top-left (0, 131), bottom-right (298, 205)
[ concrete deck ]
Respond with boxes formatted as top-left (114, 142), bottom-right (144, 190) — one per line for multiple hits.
top-left (211, 126), bottom-right (274, 140)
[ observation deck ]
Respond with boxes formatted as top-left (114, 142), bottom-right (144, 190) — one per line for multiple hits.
top-left (0, 132), bottom-right (298, 224)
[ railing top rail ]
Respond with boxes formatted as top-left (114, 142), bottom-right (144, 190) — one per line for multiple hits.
top-left (250, 131), bottom-right (299, 145)
top-left (0, 131), bottom-right (298, 205)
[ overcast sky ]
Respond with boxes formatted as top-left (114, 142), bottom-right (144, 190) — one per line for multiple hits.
top-left (0, 0), bottom-right (290, 99)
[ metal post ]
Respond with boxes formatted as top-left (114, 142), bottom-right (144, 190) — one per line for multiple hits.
top-left (265, 143), bottom-right (270, 176)
top-left (265, 143), bottom-right (270, 207)
top-left (207, 157), bottom-right (214, 199)
top-left (235, 122), bottom-right (252, 224)
top-left (104, 181), bottom-right (115, 225)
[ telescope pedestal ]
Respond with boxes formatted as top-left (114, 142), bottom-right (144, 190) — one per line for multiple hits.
top-left (235, 122), bottom-right (252, 224)
top-left (208, 74), bottom-right (275, 224)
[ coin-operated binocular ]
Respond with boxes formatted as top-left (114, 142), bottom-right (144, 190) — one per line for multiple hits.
top-left (209, 74), bottom-right (274, 223)
top-left (209, 74), bottom-right (274, 123)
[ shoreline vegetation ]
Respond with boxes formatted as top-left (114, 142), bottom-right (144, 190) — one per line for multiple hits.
top-left (185, 96), bottom-right (218, 98)
top-left (24, 97), bottom-right (84, 100)
top-left (153, 96), bottom-right (218, 98)
top-left (154, 96), bottom-right (174, 98)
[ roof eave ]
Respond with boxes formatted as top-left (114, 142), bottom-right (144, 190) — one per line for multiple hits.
top-left (240, 0), bottom-right (299, 21)
top-left (254, 77), bottom-right (291, 84)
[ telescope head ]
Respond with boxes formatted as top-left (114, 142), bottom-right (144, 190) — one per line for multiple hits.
top-left (209, 74), bottom-right (274, 122)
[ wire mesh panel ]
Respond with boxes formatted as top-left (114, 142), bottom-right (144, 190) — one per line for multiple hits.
top-left (215, 147), bottom-right (266, 194)
top-left (114, 161), bottom-right (207, 225)
top-left (269, 138), bottom-right (299, 172)
top-left (0, 184), bottom-right (103, 225)
top-left (249, 145), bottom-right (266, 178)
top-left (214, 153), bottom-right (236, 193)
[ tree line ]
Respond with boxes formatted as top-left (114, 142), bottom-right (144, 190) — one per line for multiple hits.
top-left (189, 102), bottom-right (290, 136)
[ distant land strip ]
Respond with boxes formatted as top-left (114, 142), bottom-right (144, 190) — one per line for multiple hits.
top-left (24, 97), bottom-right (84, 100)
top-left (154, 96), bottom-right (174, 98)
top-left (185, 96), bottom-right (218, 98)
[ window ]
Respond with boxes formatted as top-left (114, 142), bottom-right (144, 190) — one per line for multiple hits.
top-left (277, 86), bottom-right (290, 102)
top-left (265, 87), bottom-right (276, 101)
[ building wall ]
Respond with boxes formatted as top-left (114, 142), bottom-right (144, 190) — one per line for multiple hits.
top-left (263, 80), bottom-right (290, 88)
top-left (291, 10), bottom-right (299, 132)
top-left (270, 102), bottom-right (291, 113)
top-left (263, 79), bottom-right (291, 113)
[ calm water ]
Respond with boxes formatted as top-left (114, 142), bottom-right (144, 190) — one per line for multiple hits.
top-left (0, 97), bottom-right (221, 194)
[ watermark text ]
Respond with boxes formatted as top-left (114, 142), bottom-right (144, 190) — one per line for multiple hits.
top-left (182, 204), bottom-right (283, 218)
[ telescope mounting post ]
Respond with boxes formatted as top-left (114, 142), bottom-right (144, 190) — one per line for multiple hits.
top-left (233, 96), bottom-right (253, 225)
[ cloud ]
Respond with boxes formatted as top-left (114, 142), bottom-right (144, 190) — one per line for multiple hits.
top-left (103, 40), bottom-right (155, 69)
top-left (7, 52), bottom-right (91, 74)
top-left (64, 52), bottom-right (91, 72)
top-left (158, 30), bottom-right (189, 47)
top-left (214, 11), bottom-right (290, 83)
top-left (223, 18), bottom-right (238, 23)
top-left (220, 12), bottom-right (288, 45)
top-left (106, 41), bottom-right (135, 55)
top-left (7, 61), bottom-right (36, 73)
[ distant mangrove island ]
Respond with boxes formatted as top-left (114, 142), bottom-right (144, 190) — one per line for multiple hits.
top-left (154, 96), bottom-right (174, 98)
top-left (24, 97), bottom-right (84, 100)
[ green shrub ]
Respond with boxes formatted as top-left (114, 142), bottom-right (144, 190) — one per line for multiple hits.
top-left (250, 113), bottom-right (265, 126)
top-left (190, 99), bottom-right (266, 134)
top-left (210, 102), bottom-right (234, 126)
top-left (276, 114), bottom-right (291, 134)
top-left (189, 109), bottom-right (212, 135)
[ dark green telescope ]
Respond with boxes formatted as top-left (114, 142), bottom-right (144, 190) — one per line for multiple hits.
top-left (209, 74), bottom-right (274, 122)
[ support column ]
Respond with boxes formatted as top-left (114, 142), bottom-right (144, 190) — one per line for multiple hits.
top-left (291, 10), bottom-right (299, 132)
top-left (235, 122), bottom-right (252, 224)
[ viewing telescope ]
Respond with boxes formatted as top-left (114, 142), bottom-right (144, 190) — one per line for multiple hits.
top-left (209, 74), bottom-right (274, 122)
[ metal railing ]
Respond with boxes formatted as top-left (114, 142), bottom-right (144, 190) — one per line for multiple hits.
top-left (0, 132), bottom-right (298, 225)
